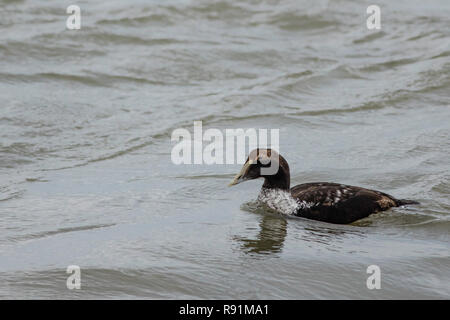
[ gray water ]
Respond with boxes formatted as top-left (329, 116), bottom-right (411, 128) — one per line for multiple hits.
top-left (0, 0), bottom-right (449, 299)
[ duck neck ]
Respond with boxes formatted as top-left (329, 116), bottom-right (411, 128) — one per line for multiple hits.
top-left (262, 168), bottom-right (290, 191)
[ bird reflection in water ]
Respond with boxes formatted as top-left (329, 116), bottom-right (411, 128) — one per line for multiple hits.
top-left (236, 201), bottom-right (366, 255)
top-left (237, 213), bottom-right (288, 255)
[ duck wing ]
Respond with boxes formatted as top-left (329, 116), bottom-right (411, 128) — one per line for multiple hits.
top-left (290, 182), bottom-right (398, 224)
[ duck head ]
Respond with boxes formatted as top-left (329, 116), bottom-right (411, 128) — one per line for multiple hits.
top-left (228, 149), bottom-right (290, 190)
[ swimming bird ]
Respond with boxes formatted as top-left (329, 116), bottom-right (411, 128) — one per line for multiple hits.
top-left (229, 149), bottom-right (419, 224)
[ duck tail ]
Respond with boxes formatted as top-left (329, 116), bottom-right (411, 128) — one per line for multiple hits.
top-left (396, 199), bottom-right (420, 206)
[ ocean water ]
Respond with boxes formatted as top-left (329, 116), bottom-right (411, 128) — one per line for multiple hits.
top-left (0, 0), bottom-right (449, 299)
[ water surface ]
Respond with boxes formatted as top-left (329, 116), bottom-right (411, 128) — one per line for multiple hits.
top-left (0, 0), bottom-right (449, 299)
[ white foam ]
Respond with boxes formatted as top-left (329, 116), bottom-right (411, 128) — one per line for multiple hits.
top-left (258, 188), bottom-right (314, 216)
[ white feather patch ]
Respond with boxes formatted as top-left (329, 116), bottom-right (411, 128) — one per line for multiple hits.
top-left (258, 188), bottom-right (314, 216)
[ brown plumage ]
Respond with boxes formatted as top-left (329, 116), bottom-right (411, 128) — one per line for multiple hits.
top-left (229, 149), bottom-right (419, 224)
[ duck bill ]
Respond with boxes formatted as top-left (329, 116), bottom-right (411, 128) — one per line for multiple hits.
top-left (228, 161), bottom-right (252, 186)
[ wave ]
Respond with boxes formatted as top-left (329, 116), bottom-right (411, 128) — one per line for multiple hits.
top-left (5, 223), bottom-right (115, 243)
top-left (0, 72), bottom-right (171, 87)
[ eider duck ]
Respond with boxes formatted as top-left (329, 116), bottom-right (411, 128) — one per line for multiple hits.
top-left (229, 149), bottom-right (419, 224)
